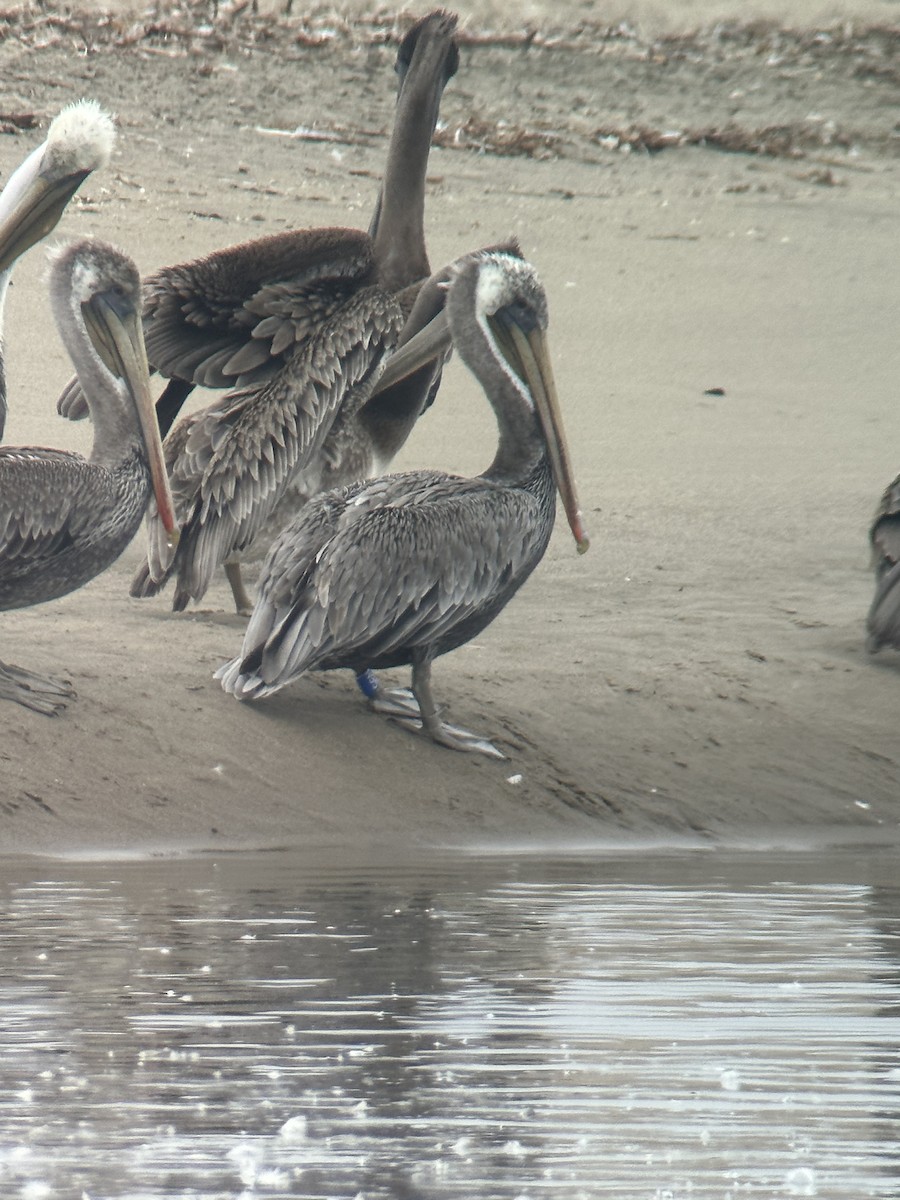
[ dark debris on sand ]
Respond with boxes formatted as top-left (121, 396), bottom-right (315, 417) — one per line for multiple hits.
top-left (0, 6), bottom-right (897, 164)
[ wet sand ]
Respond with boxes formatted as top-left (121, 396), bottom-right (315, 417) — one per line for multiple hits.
top-left (0, 2), bottom-right (898, 856)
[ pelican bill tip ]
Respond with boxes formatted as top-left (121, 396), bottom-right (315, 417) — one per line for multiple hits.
top-left (568, 511), bottom-right (589, 554)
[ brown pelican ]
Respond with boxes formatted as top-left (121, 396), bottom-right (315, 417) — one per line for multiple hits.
top-left (0, 99), bottom-right (115, 441)
top-left (865, 476), bottom-right (900, 653)
top-left (59, 11), bottom-right (459, 615)
top-left (0, 239), bottom-right (178, 714)
top-left (216, 247), bottom-right (589, 758)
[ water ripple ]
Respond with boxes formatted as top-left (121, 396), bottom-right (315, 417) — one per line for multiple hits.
top-left (0, 851), bottom-right (898, 1198)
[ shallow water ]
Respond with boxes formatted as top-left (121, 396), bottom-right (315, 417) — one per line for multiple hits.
top-left (1, 847), bottom-right (899, 1199)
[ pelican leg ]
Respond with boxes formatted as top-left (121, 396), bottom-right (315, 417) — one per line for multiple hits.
top-left (0, 660), bottom-right (75, 716)
top-left (224, 561), bottom-right (255, 617)
top-left (388, 660), bottom-right (506, 759)
top-left (356, 669), bottom-right (421, 717)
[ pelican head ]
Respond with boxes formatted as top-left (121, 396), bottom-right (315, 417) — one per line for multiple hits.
top-left (0, 100), bottom-right (115, 274)
top-left (395, 9), bottom-right (460, 94)
top-left (373, 243), bottom-right (589, 553)
top-left (48, 237), bottom-right (178, 539)
top-left (468, 250), bottom-right (589, 554)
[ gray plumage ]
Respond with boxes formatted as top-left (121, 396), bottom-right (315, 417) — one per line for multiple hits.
top-left (223, 462), bottom-right (555, 680)
top-left (865, 475), bottom-right (900, 653)
top-left (139, 279), bottom-right (406, 611)
top-left (0, 442), bottom-right (151, 611)
top-left (217, 247), bottom-right (589, 758)
top-left (143, 228), bottom-right (381, 398)
top-left (0, 238), bottom-right (176, 714)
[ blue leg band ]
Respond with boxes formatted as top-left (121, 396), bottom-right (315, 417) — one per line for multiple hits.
top-left (355, 670), bottom-right (379, 699)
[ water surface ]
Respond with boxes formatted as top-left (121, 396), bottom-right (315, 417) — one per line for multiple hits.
top-left (1, 847), bottom-right (898, 1198)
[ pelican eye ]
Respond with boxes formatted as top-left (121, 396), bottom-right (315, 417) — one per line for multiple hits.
top-left (498, 299), bottom-right (540, 335)
top-left (96, 280), bottom-right (136, 323)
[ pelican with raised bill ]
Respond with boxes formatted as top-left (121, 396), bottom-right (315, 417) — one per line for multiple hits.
top-left (0, 239), bottom-right (178, 714)
top-left (217, 245), bottom-right (588, 759)
top-left (58, 10), bottom-right (460, 617)
top-left (0, 98), bottom-right (116, 441)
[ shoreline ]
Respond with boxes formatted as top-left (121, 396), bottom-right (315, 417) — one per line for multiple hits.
top-left (1, 6), bottom-right (899, 858)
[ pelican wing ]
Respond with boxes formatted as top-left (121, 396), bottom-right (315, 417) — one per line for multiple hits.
top-left (0, 448), bottom-right (96, 571)
top-left (146, 285), bottom-right (405, 603)
top-left (867, 473), bottom-right (900, 653)
top-left (143, 227), bottom-right (376, 388)
top-left (871, 473), bottom-right (900, 569)
top-left (319, 478), bottom-right (541, 657)
top-left (227, 470), bottom-right (544, 693)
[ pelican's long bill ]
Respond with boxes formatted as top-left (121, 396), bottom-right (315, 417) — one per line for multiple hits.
top-left (497, 315), bottom-right (589, 554)
top-left (82, 290), bottom-right (179, 542)
top-left (373, 308), bottom-right (451, 396)
top-left (0, 158), bottom-right (92, 275)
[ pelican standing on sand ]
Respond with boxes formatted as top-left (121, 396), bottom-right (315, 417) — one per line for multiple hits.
top-left (59, 11), bottom-right (460, 615)
top-left (217, 247), bottom-right (589, 758)
top-left (0, 238), bottom-right (178, 713)
top-left (0, 99), bottom-right (116, 441)
top-left (865, 476), bottom-right (900, 653)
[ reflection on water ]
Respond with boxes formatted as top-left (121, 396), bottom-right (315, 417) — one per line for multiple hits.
top-left (0, 849), bottom-right (899, 1199)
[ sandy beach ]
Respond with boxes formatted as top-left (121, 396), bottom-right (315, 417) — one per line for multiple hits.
top-left (0, 1), bottom-right (898, 857)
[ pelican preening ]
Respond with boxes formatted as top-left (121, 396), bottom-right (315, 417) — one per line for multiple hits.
top-left (138, 9), bottom-right (458, 615)
top-left (0, 99), bottom-right (116, 441)
top-left (865, 476), bottom-right (900, 654)
top-left (58, 10), bottom-right (460, 617)
top-left (0, 238), bottom-right (177, 714)
top-left (217, 248), bottom-right (588, 758)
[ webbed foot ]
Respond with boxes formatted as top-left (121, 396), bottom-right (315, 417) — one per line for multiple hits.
top-left (0, 661), bottom-right (76, 716)
top-left (358, 665), bottom-right (506, 759)
top-left (392, 712), bottom-right (506, 759)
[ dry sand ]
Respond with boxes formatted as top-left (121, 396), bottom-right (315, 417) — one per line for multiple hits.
top-left (0, 2), bottom-right (898, 857)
